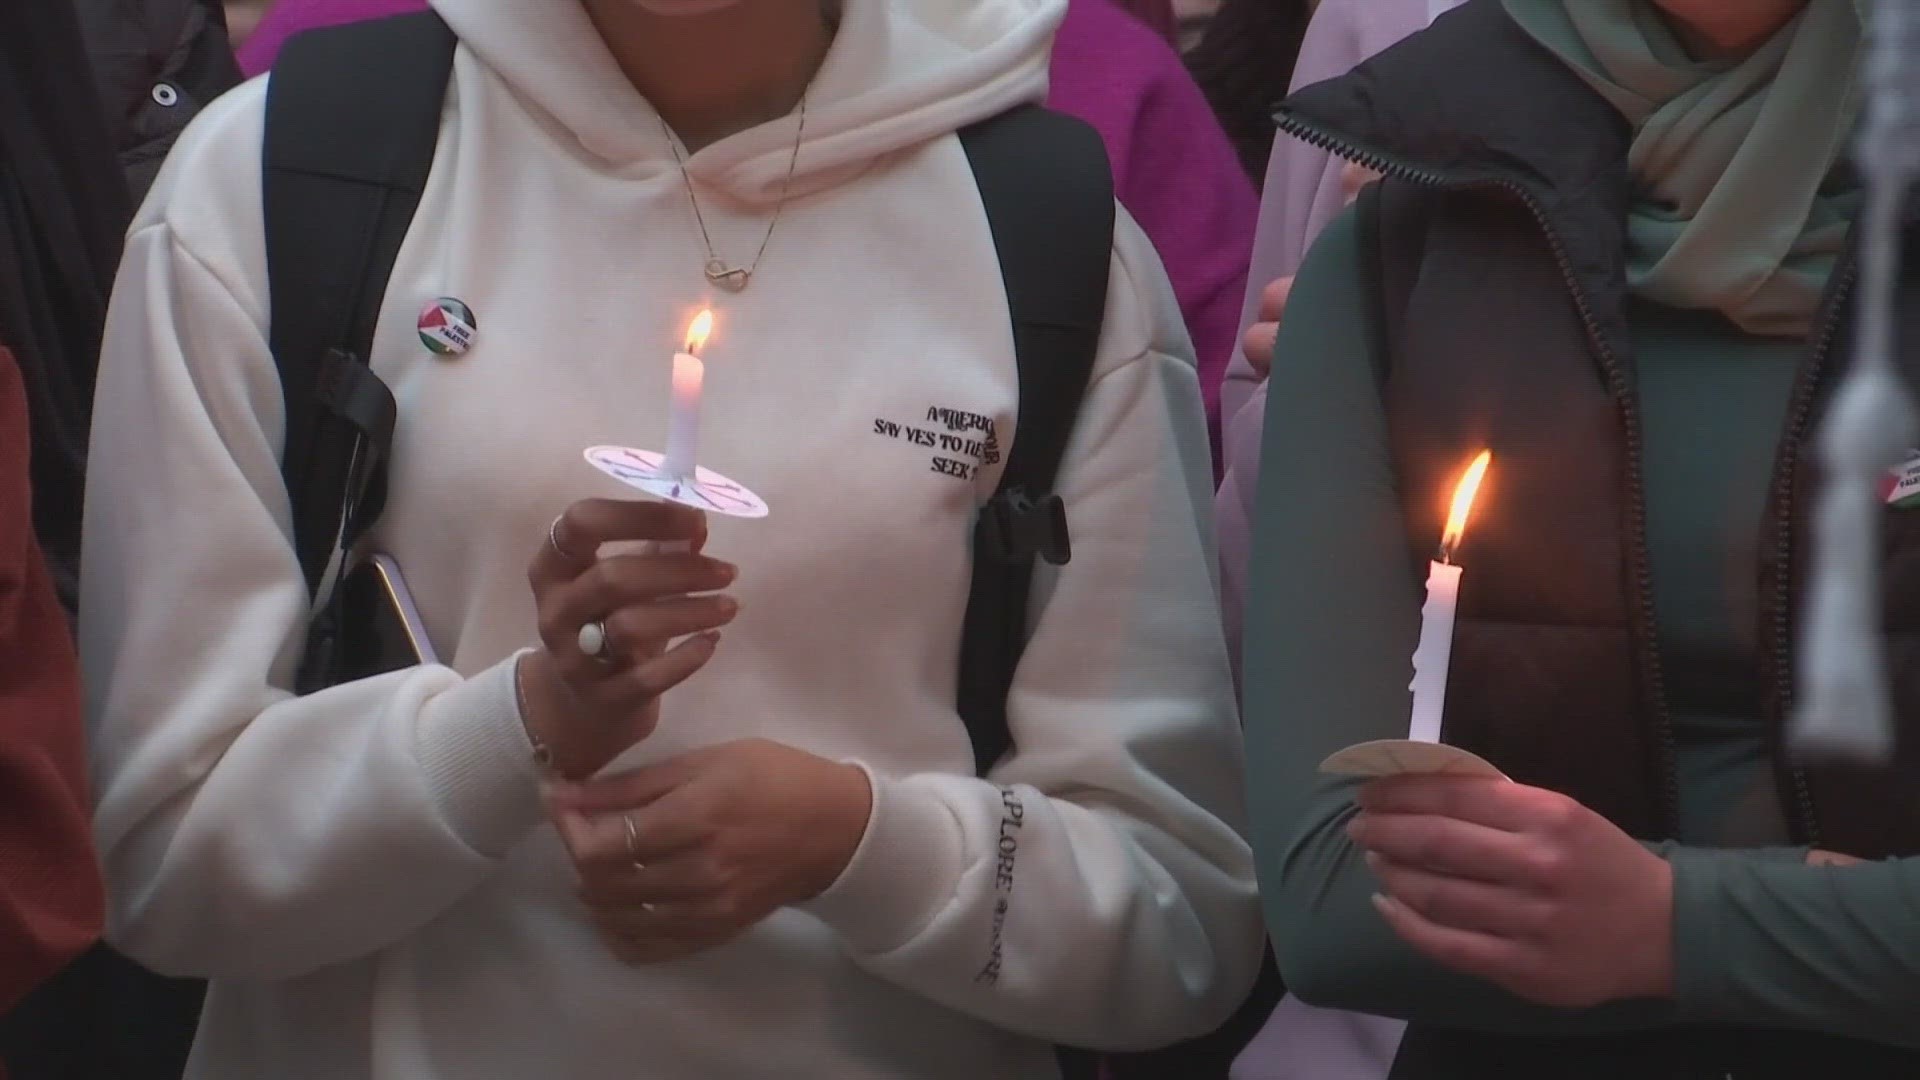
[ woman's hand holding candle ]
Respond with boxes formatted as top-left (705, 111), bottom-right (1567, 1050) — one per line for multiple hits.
top-left (519, 498), bottom-right (741, 779)
top-left (1349, 774), bottom-right (1675, 1008)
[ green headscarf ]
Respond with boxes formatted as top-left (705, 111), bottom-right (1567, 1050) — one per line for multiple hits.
top-left (1500, 0), bottom-right (1863, 337)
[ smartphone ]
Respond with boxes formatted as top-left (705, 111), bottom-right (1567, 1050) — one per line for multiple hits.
top-left (332, 552), bottom-right (440, 683)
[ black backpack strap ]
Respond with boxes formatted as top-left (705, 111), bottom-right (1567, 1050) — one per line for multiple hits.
top-left (264, 11), bottom-right (453, 600)
top-left (264, 12), bottom-right (453, 691)
top-left (955, 106), bottom-right (1114, 779)
top-left (956, 103), bottom-right (1112, 1080)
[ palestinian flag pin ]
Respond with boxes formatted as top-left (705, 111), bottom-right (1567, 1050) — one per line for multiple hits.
top-left (418, 297), bottom-right (478, 357)
top-left (1881, 450), bottom-right (1920, 509)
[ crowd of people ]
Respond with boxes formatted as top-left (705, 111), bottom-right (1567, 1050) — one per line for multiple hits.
top-left (1, 0), bottom-right (1915, 1079)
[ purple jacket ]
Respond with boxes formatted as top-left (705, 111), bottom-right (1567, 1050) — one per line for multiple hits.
top-left (238, 0), bottom-right (1254, 454)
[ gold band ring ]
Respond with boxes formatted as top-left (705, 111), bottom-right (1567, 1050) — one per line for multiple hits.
top-left (623, 814), bottom-right (656, 915)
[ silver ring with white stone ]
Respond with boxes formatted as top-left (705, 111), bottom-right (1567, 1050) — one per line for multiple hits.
top-left (577, 619), bottom-right (614, 664)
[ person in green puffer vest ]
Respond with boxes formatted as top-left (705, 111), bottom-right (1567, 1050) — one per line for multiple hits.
top-left (1237, 0), bottom-right (1920, 1076)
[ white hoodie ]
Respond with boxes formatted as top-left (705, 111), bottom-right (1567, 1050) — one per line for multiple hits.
top-left (81, 0), bottom-right (1262, 1076)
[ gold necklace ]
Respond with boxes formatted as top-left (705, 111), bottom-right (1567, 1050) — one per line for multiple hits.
top-left (660, 96), bottom-right (807, 294)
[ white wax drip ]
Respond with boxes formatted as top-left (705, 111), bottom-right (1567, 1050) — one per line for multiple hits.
top-left (1408, 560), bottom-right (1462, 745)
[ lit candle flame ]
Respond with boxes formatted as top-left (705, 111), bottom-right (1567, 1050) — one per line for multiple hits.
top-left (685, 310), bottom-right (714, 356)
top-left (1439, 450), bottom-right (1492, 562)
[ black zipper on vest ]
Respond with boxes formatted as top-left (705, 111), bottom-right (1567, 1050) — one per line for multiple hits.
top-left (1277, 114), bottom-right (1683, 836)
top-left (1764, 260), bottom-right (1858, 848)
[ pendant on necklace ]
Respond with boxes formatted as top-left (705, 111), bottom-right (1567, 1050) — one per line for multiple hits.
top-left (705, 259), bottom-right (751, 293)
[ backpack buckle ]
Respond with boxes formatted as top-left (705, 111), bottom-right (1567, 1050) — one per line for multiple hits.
top-left (978, 487), bottom-right (1071, 566)
top-left (314, 349), bottom-right (398, 447)
top-left (312, 348), bottom-right (398, 547)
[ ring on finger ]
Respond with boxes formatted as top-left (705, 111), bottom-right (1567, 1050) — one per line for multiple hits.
top-left (577, 620), bottom-right (616, 665)
top-left (548, 515), bottom-right (582, 562)
top-left (623, 814), bottom-right (657, 913)
top-left (623, 813), bottom-right (646, 870)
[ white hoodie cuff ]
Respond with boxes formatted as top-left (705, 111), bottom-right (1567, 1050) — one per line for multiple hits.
top-left (800, 767), bottom-right (966, 954)
top-left (413, 650), bottom-right (547, 859)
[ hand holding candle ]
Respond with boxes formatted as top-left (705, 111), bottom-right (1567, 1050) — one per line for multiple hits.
top-left (1322, 450), bottom-right (1504, 779)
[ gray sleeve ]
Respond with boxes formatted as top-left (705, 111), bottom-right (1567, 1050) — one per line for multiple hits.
top-left (1669, 849), bottom-right (1920, 1046)
top-left (1241, 206), bottom-right (1672, 1033)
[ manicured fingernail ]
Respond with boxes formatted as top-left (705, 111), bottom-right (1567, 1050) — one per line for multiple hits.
top-left (1370, 893), bottom-right (1398, 917)
top-left (717, 596), bottom-right (739, 617)
top-left (701, 630), bottom-right (723, 647)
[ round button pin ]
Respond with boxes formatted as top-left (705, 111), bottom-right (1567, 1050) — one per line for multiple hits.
top-left (418, 297), bottom-right (478, 357)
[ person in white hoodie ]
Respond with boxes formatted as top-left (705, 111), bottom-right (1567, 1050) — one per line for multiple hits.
top-left (79, 0), bottom-right (1264, 1076)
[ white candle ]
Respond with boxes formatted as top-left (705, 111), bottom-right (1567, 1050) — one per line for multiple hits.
top-left (1408, 560), bottom-right (1462, 744)
top-left (662, 351), bottom-right (702, 480)
top-left (662, 310), bottom-right (713, 481)
top-left (1408, 451), bottom-right (1492, 744)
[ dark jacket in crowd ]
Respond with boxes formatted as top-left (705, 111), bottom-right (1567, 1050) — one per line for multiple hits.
top-left (0, 0), bottom-right (132, 612)
top-left (0, 0), bottom-right (117, 1070)
top-left (0, 0), bottom-right (236, 610)
top-left (75, 0), bottom-right (245, 206)
top-left (0, 4), bottom-right (237, 1079)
